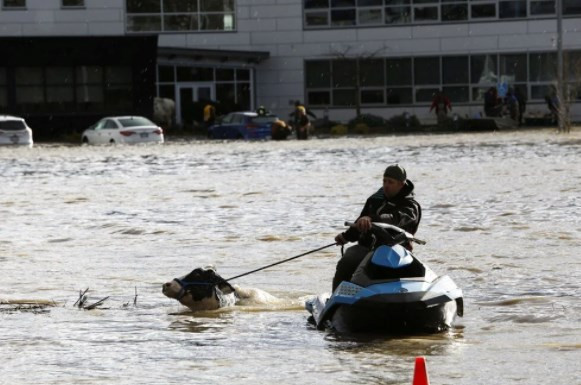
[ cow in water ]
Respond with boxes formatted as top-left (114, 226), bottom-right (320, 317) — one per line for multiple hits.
top-left (162, 266), bottom-right (278, 311)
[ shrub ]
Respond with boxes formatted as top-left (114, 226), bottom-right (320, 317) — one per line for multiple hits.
top-left (330, 124), bottom-right (348, 136)
top-left (348, 114), bottom-right (388, 129)
top-left (388, 113), bottom-right (421, 130)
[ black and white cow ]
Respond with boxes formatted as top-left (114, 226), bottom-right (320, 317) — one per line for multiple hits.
top-left (162, 266), bottom-right (278, 311)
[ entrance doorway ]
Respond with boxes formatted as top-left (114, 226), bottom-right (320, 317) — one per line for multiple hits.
top-left (176, 83), bottom-right (215, 127)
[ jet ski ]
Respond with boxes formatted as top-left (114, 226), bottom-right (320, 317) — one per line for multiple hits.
top-left (306, 222), bottom-right (463, 333)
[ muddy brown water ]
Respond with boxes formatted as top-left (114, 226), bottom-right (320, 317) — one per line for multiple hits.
top-left (1, 129), bottom-right (580, 384)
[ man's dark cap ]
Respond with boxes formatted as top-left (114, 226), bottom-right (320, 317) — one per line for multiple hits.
top-left (384, 164), bottom-right (406, 182)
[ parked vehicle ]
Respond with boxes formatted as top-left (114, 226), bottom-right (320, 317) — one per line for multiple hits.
top-left (81, 116), bottom-right (164, 145)
top-left (208, 112), bottom-right (278, 140)
top-left (0, 115), bottom-right (34, 147)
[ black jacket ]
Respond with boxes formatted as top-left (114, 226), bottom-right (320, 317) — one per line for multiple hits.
top-left (342, 180), bottom-right (421, 247)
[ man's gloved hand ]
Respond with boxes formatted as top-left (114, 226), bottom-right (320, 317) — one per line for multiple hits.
top-left (355, 216), bottom-right (372, 232)
top-left (334, 233), bottom-right (347, 245)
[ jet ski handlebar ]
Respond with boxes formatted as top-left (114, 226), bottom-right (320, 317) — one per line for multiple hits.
top-left (344, 221), bottom-right (426, 245)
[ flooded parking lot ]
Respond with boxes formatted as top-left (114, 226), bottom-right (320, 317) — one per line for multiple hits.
top-left (1, 129), bottom-right (580, 384)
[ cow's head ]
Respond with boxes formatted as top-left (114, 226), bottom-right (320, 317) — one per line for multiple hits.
top-left (162, 266), bottom-right (236, 311)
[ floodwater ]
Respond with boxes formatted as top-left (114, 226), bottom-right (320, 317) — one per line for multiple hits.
top-left (1, 129), bottom-right (580, 385)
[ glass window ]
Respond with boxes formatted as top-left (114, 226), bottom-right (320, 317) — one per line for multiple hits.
top-left (414, 6), bottom-right (438, 22)
top-left (332, 60), bottom-right (356, 87)
top-left (306, 60), bottom-right (331, 87)
top-left (331, 8), bottom-right (356, 25)
top-left (216, 83), bottom-right (235, 105)
top-left (442, 56), bottom-right (468, 84)
top-left (361, 89), bottom-right (384, 104)
top-left (530, 1), bottom-right (555, 15)
top-left (216, 68), bottom-right (234, 81)
top-left (333, 89), bottom-right (356, 106)
top-left (471, 3), bottom-right (496, 18)
top-left (308, 91), bottom-right (331, 105)
top-left (202, 14), bottom-right (234, 30)
top-left (499, 0), bottom-right (526, 18)
top-left (236, 83), bottom-right (250, 110)
top-left (385, 6), bottom-right (411, 24)
top-left (531, 84), bottom-right (555, 100)
top-left (414, 57), bottom-right (439, 85)
top-left (306, 11), bottom-right (329, 26)
top-left (442, 4), bottom-right (467, 21)
top-left (105, 84), bottom-right (132, 111)
top-left (177, 67), bottom-right (214, 82)
top-left (443, 86), bottom-right (469, 103)
top-left (499, 54), bottom-right (527, 83)
top-left (158, 84), bottom-right (175, 100)
top-left (126, 0), bottom-right (160, 13)
top-left (358, 0), bottom-right (382, 5)
top-left (3, 0), bottom-right (26, 7)
top-left (359, 59), bottom-right (384, 86)
top-left (565, 51), bottom-right (581, 82)
top-left (62, 0), bottom-right (84, 7)
top-left (200, 0), bottom-right (234, 12)
top-left (563, 0), bottom-right (581, 15)
top-left (386, 58), bottom-right (412, 86)
top-left (529, 52), bottom-right (556, 82)
top-left (15, 67), bottom-right (42, 85)
top-left (126, 15), bottom-right (162, 32)
top-left (415, 88), bottom-right (439, 103)
top-left (332, 0), bottom-right (355, 6)
top-left (386, 88), bottom-right (413, 104)
top-left (158, 66), bottom-right (175, 82)
top-left (471, 54), bottom-right (498, 84)
top-left (77, 66), bottom-right (102, 84)
top-left (165, 15), bottom-right (199, 31)
top-left (106, 66), bottom-right (132, 84)
top-left (163, 0), bottom-right (196, 12)
top-left (237, 69), bottom-right (250, 81)
top-left (358, 8), bottom-right (383, 24)
top-left (305, 0), bottom-right (329, 8)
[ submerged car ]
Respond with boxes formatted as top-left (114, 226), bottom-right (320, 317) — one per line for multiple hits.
top-left (0, 115), bottom-right (34, 147)
top-left (81, 116), bottom-right (164, 145)
top-left (208, 112), bottom-right (278, 140)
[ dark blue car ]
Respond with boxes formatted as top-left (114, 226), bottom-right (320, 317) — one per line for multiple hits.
top-left (208, 112), bottom-right (278, 140)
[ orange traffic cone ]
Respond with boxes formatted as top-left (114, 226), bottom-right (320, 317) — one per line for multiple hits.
top-left (412, 356), bottom-right (430, 385)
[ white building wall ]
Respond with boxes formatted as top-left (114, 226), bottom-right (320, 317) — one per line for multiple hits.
top-left (0, 0), bottom-right (580, 123)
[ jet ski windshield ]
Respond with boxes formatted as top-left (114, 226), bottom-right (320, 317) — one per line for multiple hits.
top-left (371, 245), bottom-right (413, 269)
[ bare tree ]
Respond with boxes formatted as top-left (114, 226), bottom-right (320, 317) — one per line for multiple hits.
top-left (329, 45), bottom-right (387, 118)
top-left (560, 51), bottom-right (581, 133)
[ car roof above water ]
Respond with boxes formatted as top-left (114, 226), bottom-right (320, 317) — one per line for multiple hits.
top-left (0, 115), bottom-right (26, 122)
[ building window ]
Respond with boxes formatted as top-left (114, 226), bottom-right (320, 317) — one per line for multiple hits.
top-left (126, 0), bottom-right (236, 32)
top-left (62, 0), bottom-right (84, 7)
top-left (499, 0), bottom-right (527, 18)
top-left (564, 0), bottom-right (581, 15)
top-left (530, 1), bottom-right (555, 15)
top-left (305, 50), bottom-right (581, 108)
top-left (2, 0), bottom-right (25, 8)
top-left (0, 67), bottom-right (7, 110)
top-left (304, 0), bottom-right (581, 29)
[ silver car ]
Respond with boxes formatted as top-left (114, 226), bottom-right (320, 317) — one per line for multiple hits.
top-left (81, 116), bottom-right (164, 145)
top-left (0, 115), bottom-right (34, 147)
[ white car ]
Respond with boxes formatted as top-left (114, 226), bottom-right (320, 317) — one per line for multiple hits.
top-left (0, 115), bottom-right (34, 147)
top-left (81, 116), bottom-right (164, 145)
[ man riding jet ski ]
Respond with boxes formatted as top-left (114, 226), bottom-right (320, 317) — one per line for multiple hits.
top-left (306, 222), bottom-right (463, 333)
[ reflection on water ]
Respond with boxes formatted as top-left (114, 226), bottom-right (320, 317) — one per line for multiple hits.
top-left (1, 129), bottom-right (580, 384)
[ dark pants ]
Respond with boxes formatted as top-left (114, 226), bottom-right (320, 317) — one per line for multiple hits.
top-left (332, 244), bottom-right (370, 291)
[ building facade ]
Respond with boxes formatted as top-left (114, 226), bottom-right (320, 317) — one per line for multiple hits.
top-left (1, 0), bottom-right (580, 134)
